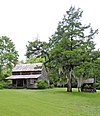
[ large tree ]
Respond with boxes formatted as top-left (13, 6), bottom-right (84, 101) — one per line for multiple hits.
top-left (49, 6), bottom-right (98, 92)
top-left (25, 7), bottom-right (99, 92)
top-left (0, 36), bottom-right (19, 80)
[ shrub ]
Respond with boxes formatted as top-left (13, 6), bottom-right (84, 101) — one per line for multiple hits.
top-left (84, 84), bottom-right (90, 89)
top-left (0, 83), bottom-right (3, 89)
top-left (37, 80), bottom-right (48, 89)
top-left (4, 80), bottom-right (12, 89)
top-left (50, 84), bottom-right (54, 88)
top-left (95, 83), bottom-right (100, 90)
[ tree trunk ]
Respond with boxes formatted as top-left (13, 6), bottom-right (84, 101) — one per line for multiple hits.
top-left (78, 87), bottom-right (81, 92)
top-left (67, 69), bottom-right (72, 92)
top-left (77, 76), bottom-right (83, 92)
top-left (67, 78), bottom-right (72, 92)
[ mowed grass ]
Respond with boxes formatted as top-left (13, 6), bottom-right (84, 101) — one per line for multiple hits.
top-left (0, 88), bottom-right (100, 116)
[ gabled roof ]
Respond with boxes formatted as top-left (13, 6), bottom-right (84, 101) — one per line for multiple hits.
top-left (12, 63), bottom-right (43, 72)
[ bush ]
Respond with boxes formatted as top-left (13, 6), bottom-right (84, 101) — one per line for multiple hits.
top-left (0, 83), bottom-right (3, 89)
top-left (95, 83), bottom-right (100, 90)
top-left (50, 84), bottom-right (54, 88)
top-left (37, 80), bottom-right (48, 89)
top-left (4, 84), bottom-right (12, 89)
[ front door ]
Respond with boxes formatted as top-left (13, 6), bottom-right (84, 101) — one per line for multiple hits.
top-left (17, 79), bottom-right (23, 87)
top-left (17, 79), bottom-right (27, 87)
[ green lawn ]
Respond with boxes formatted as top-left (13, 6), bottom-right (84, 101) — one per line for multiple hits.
top-left (0, 88), bottom-right (100, 116)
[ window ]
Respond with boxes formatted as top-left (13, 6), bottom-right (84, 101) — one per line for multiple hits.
top-left (31, 71), bottom-right (41, 74)
top-left (12, 72), bottom-right (20, 75)
top-left (22, 71), bottom-right (31, 75)
top-left (30, 79), bottom-right (34, 84)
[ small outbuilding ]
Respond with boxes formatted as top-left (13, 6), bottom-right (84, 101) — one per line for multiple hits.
top-left (6, 63), bottom-right (49, 88)
top-left (81, 78), bottom-right (96, 92)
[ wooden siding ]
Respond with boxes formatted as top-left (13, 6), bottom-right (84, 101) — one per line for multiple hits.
top-left (6, 63), bottom-right (49, 88)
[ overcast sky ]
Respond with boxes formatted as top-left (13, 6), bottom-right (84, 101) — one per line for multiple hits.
top-left (0, 0), bottom-right (100, 60)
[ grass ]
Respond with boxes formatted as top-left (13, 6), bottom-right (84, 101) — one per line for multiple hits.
top-left (0, 88), bottom-right (100, 116)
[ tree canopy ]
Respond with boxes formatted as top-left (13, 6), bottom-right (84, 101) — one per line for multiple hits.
top-left (26, 39), bottom-right (50, 64)
top-left (0, 36), bottom-right (19, 80)
top-left (49, 6), bottom-right (99, 92)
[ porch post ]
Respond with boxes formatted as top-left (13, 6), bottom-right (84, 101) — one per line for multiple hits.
top-left (16, 80), bottom-right (17, 88)
top-left (12, 80), bottom-right (14, 87)
top-left (23, 80), bottom-right (24, 87)
top-left (26, 79), bottom-right (28, 88)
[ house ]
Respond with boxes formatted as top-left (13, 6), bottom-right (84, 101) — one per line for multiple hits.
top-left (6, 63), bottom-right (49, 88)
top-left (81, 78), bottom-right (96, 92)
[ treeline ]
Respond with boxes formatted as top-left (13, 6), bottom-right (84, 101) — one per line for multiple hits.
top-left (0, 6), bottom-right (100, 91)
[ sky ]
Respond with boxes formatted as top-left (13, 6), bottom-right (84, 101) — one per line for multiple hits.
top-left (0, 0), bottom-right (100, 61)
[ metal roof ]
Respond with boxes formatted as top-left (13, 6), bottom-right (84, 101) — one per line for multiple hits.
top-left (83, 78), bottom-right (94, 84)
top-left (12, 63), bottom-right (43, 72)
top-left (6, 74), bottom-right (41, 79)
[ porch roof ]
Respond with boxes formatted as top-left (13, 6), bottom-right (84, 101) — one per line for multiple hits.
top-left (6, 74), bottom-right (41, 79)
top-left (83, 78), bottom-right (94, 84)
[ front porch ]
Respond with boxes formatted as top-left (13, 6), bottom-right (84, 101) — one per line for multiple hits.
top-left (6, 74), bottom-right (41, 89)
top-left (12, 78), bottom-right (37, 88)
top-left (12, 79), bottom-right (27, 88)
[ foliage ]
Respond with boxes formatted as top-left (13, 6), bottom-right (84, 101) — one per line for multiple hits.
top-left (93, 58), bottom-right (100, 79)
top-left (0, 83), bottom-right (3, 89)
top-left (95, 83), bottom-right (100, 90)
top-left (48, 70), bottom-right (59, 87)
top-left (0, 36), bottom-right (19, 80)
top-left (37, 80), bottom-right (48, 89)
top-left (25, 6), bottom-right (100, 92)
top-left (26, 56), bottom-right (45, 63)
top-left (49, 6), bottom-right (98, 92)
top-left (74, 56), bottom-right (100, 91)
top-left (84, 84), bottom-right (91, 89)
top-left (26, 39), bottom-right (50, 64)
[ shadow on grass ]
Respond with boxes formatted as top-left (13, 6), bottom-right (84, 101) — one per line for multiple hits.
top-left (49, 88), bottom-right (99, 98)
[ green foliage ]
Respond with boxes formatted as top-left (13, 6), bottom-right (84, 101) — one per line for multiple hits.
top-left (0, 79), bottom-right (11, 89)
top-left (37, 80), bottom-right (48, 89)
top-left (48, 71), bottom-right (59, 87)
top-left (49, 6), bottom-right (99, 92)
top-left (26, 39), bottom-right (50, 63)
top-left (0, 36), bottom-right (19, 80)
top-left (25, 6), bottom-right (100, 92)
top-left (0, 80), bottom-right (9, 89)
top-left (95, 83), bottom-right (100, 89)
top-left (0, 83), bottom-right (3, 89)
top-left (0, 36), bottom-right (19, 66)
top-left (26, 56), bottom-right (45, 63)
top-left (84, 84), bottom-right (92, 89)
top-left (93, 58), bottom-right (100, 78)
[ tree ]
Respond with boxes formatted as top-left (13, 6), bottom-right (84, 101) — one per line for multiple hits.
top-left (25, 7), bottom-right (99, 92)
top-left (26, 39), bottom-right (50, 64)
top-left (90, 57), bottom-right (100, 89)
top-left (25, 56), bottom-right (45, 64)
top-left (74, 48), bottom-right (100, 92)
top-left (74, 62), bottom-right (94, 92)
top-left (49, 6), bottom-right (98, 92)
top-left (0, 36), bottom-right (19, 80)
